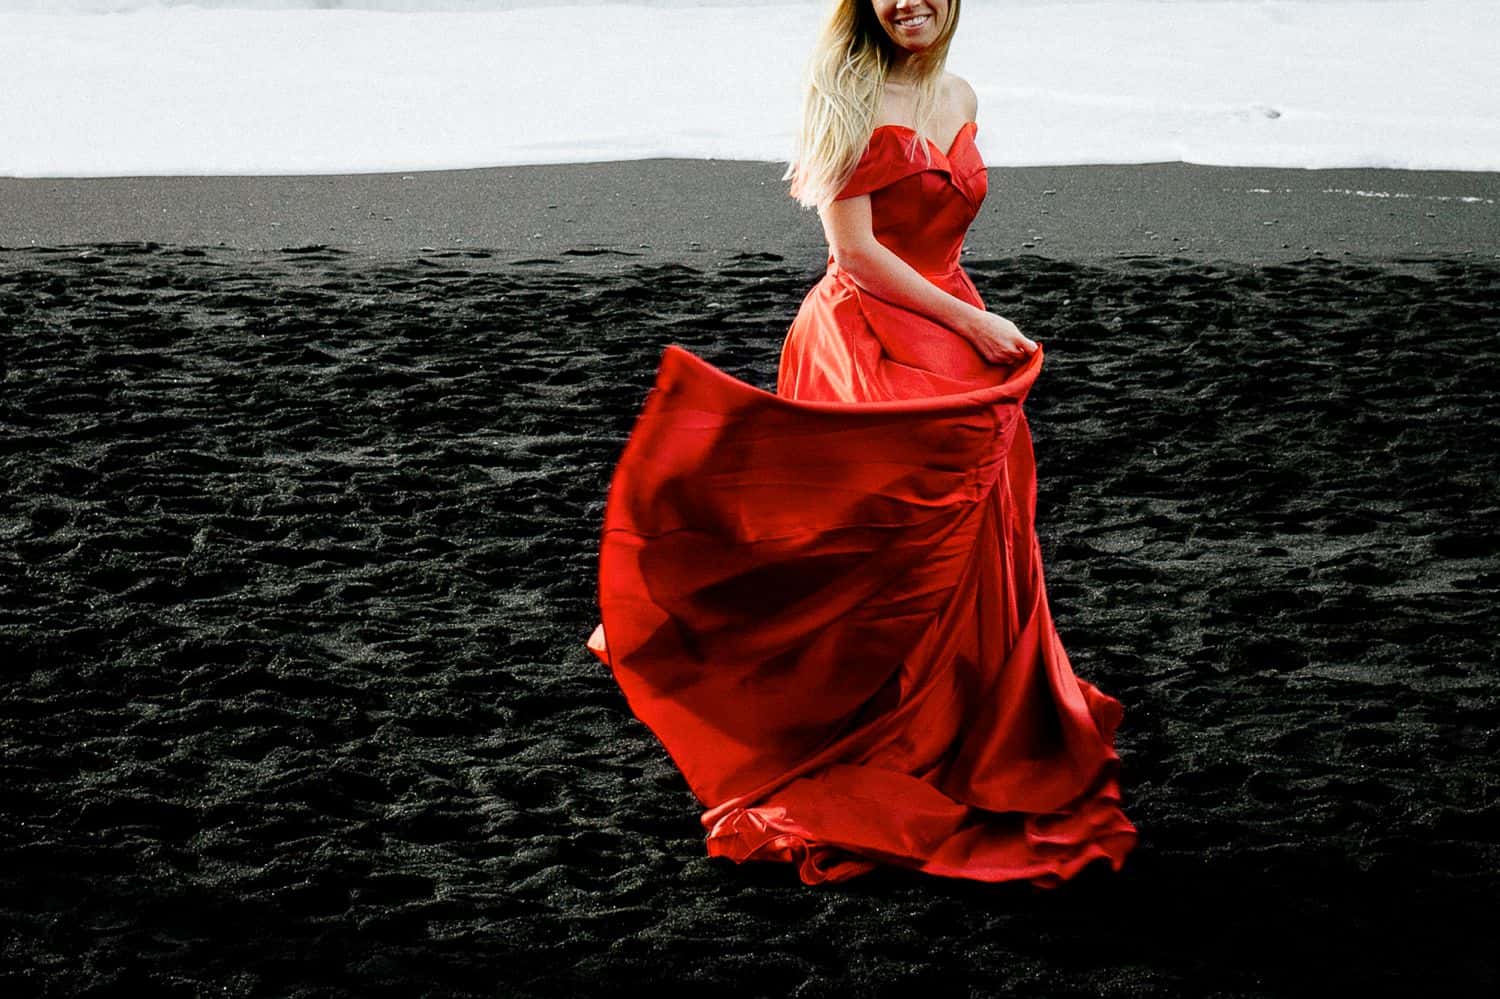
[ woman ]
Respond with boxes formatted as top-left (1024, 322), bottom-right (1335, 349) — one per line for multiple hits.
top-left (586, 0), bottom-right (1137, 886)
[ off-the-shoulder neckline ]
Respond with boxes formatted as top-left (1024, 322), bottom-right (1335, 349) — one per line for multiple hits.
top-left (868, 120), bottom-right (978, 159)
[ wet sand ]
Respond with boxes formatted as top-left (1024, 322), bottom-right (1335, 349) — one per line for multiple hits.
top-left (3, 158), bottom-right (1497, 268)
top-left (1, 159), bottom-right (1498, 996)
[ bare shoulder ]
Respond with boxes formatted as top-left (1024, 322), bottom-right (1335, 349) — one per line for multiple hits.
top-left (943, 72), bottom-right (979, 122)
top-left (872, 72), bottom-right (978, 131)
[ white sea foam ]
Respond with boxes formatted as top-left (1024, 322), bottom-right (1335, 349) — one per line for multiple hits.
top-left (1, 1), bottom-right (1496, 177)
top-left (1320, 188), bottom-right (1496, 205)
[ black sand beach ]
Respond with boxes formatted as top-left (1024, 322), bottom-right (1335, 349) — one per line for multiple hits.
top-left (2, 160), bottom-right (1498, 996)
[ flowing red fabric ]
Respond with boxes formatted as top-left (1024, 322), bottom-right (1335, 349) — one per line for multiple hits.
top-left (586, 122), bottom-right (1137, 886)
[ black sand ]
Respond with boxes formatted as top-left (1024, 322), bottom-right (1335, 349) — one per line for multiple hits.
top-left (2, 160), bottom-right (1499, 996)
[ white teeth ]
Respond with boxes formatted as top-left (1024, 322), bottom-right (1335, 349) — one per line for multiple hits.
top-left (896, 14), bottom-right (931, 29)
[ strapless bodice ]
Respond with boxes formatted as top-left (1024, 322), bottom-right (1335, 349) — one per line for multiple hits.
top-left (828, 121), bottom-right (987, 276)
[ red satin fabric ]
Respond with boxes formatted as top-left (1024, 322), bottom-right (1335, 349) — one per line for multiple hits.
top-left (586, 121), bottom-right (1137, 885)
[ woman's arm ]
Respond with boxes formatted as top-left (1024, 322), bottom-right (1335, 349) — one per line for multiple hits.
top-left (819, 195), bottom-right (1036, 361)
top-left (822, 193), bottom-right (979, 330)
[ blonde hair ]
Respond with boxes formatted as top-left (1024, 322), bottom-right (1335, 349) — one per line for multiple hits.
top-left (784, 0), bottom-right (963, 209)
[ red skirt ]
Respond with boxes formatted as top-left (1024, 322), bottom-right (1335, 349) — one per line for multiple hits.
top-left (586, 267), bottom-right (1136, 886)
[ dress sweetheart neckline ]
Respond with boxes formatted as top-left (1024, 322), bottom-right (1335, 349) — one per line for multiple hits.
top-left (869, 120), bottom-right (978, 159)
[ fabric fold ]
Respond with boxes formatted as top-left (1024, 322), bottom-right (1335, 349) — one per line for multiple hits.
top-left (588, 345), bottom-right (1135, 886)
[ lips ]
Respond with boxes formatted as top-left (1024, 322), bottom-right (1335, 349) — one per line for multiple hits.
top-left (895, 13), bottom-right (932, 31)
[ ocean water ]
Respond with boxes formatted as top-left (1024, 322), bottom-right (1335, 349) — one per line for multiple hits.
top-left (2, 0), bottom-right (1495, 176)
top-left (10, 1), bottom-right (810, 10)
top-left (0, 0), bottom-right (1437, 10)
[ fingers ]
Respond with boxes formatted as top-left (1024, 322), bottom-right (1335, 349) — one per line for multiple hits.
top-left (972, 331), bottom-right (1039, 363)
top-left (978, 341), bottom-right (1027, 364)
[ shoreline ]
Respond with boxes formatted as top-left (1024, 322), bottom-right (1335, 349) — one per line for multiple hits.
top-left (3, 159), bottom-right (1497, 270)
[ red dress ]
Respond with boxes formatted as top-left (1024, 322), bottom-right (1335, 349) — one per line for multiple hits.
top-left (586, 121), bottom-right (1137, 886)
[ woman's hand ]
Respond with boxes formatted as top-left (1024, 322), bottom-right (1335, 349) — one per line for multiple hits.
top-left (961, 310), bottom-right (1039, 363)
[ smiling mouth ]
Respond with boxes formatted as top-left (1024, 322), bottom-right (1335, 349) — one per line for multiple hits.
top-left (895, 13), bottom-right (932, 31)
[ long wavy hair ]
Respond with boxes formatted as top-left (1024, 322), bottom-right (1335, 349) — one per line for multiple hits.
top-left (785, 0), bottom-right (963, 209)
